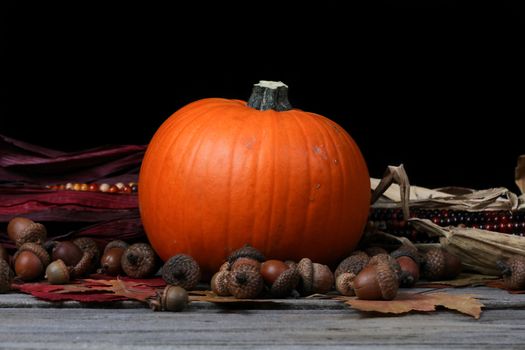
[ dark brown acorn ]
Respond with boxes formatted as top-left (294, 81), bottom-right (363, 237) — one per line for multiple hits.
top-left (99, 248), bottom-right (125, 275)
top-left (7, 217), bottom-right (47, 247)
top-left (13, 243), bottom-right (50, 281)
top-left (352, 262), bottom-right (399, 300)
top-left (497, 255), bottom-right (525, 290)
top-left (52, 241), bottom-right (83, 267)
top-left (335, 251), bottom-right (369, 278)
top-left (260, 259), bottom-right (289, 285)
top-left (121, 243), bottom-right (157, 278)
top-left (391, 245), bottom-right (421, 287)
top-left (161, 254), bottom-right (201, 290)
top-left (150, 285), bottom-right (189, 312)
top-left (0, 258), bottom-right (13, 293)
top-left (228, 264), bottom-right (264, 298)
top-left (422, 248), bottom-right (462, 280)
top-left (45, 259), bottom-right (70, 284)
top-left (297, 258), bottom-right (334, 295)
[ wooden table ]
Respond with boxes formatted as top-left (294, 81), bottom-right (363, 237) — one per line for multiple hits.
top-left (0, 286), bottom-right (524, 349)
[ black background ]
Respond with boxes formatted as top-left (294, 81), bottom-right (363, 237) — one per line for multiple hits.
top-left (3, 2), bottom-right (524, 191)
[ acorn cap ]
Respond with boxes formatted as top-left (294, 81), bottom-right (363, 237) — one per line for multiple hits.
top-left (0, 259), bottom-right (12, 293)
top-left (228, 264), bottom-right (263, 299)
top-left (104, 240), bottom-right (129, 254)
top-left (368, 253), bottom-right (402, 279)
top-left (121, 243), bottom-right (158, 278)
top-left (335, 251), bottom-right (370, 278)
top-left (335, 272), bottom-right (356, 296)
top-left (497, 255), bottom-right (525, 290)
top-left (14, 222), bottom-right (47, 248)
top-left (161, 254), bottom-right (201, 290)
top-left (227, 244), bottom-right (265, 264)
top-left (423, 248), bottom-right (461, 280)
top-left (14, 242), bottom-right (50, 268)
top-left (230, 257), bottom-right (261, 272)
top-left (211, 270), bottom-right (231, 296)
top-left (70, 250), bottom-right (95, 278)
top-left (297, 258), bottom-right (314, 295)
top-left (270, 267), bottom-right (300, 298)
top-left (375, 262), bottom-right (399, 300)
top-left (73, 237), bottom-right (100, 273)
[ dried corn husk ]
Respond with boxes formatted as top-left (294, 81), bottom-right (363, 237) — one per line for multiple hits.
top-left (410, 218), bottom-right (525, 275)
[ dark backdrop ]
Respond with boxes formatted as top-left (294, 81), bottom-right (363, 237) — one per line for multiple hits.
top-left (2, 2), bottom-right (524, 191)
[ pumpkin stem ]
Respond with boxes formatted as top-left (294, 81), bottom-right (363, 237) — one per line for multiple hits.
top-left (247, 81), bottom-right (292, 111)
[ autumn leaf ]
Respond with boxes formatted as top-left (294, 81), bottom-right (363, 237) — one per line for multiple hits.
top-left (344, 292), bottom-right (484, 319)
top-left (78, 278), bottom-right (157, 301)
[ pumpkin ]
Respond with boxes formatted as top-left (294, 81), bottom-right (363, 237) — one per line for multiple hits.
top-left (139, 81), bottom-right (370, 276)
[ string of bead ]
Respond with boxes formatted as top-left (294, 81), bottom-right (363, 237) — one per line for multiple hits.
top-left (46, 182), bottom-right (138, 194)
top-left (369, 207), bottom-right (525, 243)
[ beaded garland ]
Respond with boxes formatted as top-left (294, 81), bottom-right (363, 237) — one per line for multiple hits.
top-left (46, 182), bottom-right (138, 194)
top-left (369, 207), bottom-right (525, 243)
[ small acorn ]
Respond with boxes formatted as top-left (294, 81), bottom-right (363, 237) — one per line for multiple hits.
top-left (161, 254), bottom-right (201, 290)
top-left (352, 262), bottom-right (399, 300)
top-left (335, 272), bottom-right (356, 296)
top-left (391, 245), bottom-right (421, 287)
top-left (13, 242), bottom-right (50, 281)
top-left (99, 248), bottom-right (125, 275)
top-left (121, 243), bottom-right (157, 278)
top-left (150, 285), bottom-right (189, 312)
top-left (0, 258), bottom-right (13, 293)
top-left (335, 251), bottom-right (370, 278)
top-left (210, 270), bottom-right (231, 296)
top-left (228, 264), bottom-right (264, 299)
top-left (7, 217), bottom-right (47, 247)
top-left (52, 241), bottom-right (83, 267)
top-left (497, 255), bottom-right (525, 290)
top-left (260, 260), bottom-right (300, 298)
top-left (423, 248), bottom-right (462, 280)
top-left (297, 258), bottom-right (334, 295)
top-left (72, 237), bottom-right (100, 274)
top-left (45, 259), bottom-right (70, 284)
top-left (260, 260), bottom-right (289, 285)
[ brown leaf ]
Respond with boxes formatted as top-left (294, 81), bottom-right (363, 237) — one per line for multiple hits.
top-left (56, 278), bottom-right (156, 302)
top-left (485, 279), bottom-right (525, 294)
top-left (345, 292), bottom-right (484, 319)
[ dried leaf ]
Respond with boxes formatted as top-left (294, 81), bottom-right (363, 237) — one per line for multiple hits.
top-left (485, 279), bottom-right (525, 294)
top-left (78, 278), bottom-right (158, 302)
top-left (344, 292), bottom-right (484, 319)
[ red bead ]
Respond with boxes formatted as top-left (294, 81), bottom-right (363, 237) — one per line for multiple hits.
top-left (88, 183), bottom-right (99, 192)
top-left (108, 185), bottom-right (119, 193)
top-left (122, 185), bottom-right (132, 194)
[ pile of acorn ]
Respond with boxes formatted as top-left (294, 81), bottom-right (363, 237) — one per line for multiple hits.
top-left (3, 216), bottom-right (525, 312)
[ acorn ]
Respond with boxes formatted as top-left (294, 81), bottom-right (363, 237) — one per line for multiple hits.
top-left (150, 285), bottom-right (189, 312)
top-left (497, 255), bottom-right (525, 290)
top-left (99, 248), bottom-right (125, 275)
top-left (228, 264), bottom-right (264, 299)
top-left (0, 258), bottom-right (13, 293)
top-left (45, 259), bottom-right (70, 284)
top-left (368, 253), bottom-right (402, 279)
top-left (227, 244), bottom-right (265, 265)
top-left (334, 251), bottom-right (369, 278)
top-left (261, 259), bottom-right (289, 285)
top-left (121, 243), bottom-right (157, 278)
top-left (72, 237), bottom-right (100, 274)
top-left (335, 272), bottom-right (356, 296)
top-left (230, 257), bottom-right (261, 272)
top-left (269, 266), bottom-right (300, 298)
top-left (352, 262), bottom-right (399, 300)
top-left (13, 242), bottom-right (50, 281)
top-left (297, 258), bottom-right (334, 295)
top-left (7, 217), bottom-right (47, 247)
top-left (0, 244), bottom-right (9, 264)
top-left (70, 250), bottom-right (95, 278)
top-left (210, 270), bottom-right (231, 296)
top-left (422, 248), bottom-right (462, 280)
top-left (161, 254), bottom-right (201, 290)
top-left (51, 241), bottom-right (83, 267)
top-left (104, 240), bottom-right (129, 252)
top-left (391, 245), bottom-right (421, 287)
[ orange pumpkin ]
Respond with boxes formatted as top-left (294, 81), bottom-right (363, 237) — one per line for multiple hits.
top-left (139, 81), bottom-right (370, 275)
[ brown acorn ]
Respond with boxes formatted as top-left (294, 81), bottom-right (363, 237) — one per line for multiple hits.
top-left (150, 285), bottom-right (189, 312)
top-left (497, 255), bottom-right (525, 290)
top-left (45, 259), bottom-right (70, 284)
top-left (52, 241), bottom-right (83, 267)
top-left (72, 237), bottom-right (100, 274)
top-left (161, 254), bottom-right (201, 290)
top-left (335, 272), bottom-right (356, 296)
top-left (210, 270), bottom-right (231, 296)
top-left (0, 258), bottom-right (13, 293)
top-left (121, 243), bottom-right (157, 278)
top-left (7, 217), bottom-right (47, 247)
top-left (368, 253), bottom-right (402, 279)
top-left (297, 258), bottom-right (334, 295)
top-left (391, 245), bottom-right (421, 287)
top-left (13, 243), bottom-right (50, 281)
top-left (423, 248), bottom-right (462, 280)
top-left (230, 257), bottom-right (261, 272)
top-left (99, 248), bottom-right (125, 275)
top-left (260, 259), bottom-right (289, 285)
top-left (228, 264), bottom-right (264, 299)
top-left (334, 251), bottom-right (369, 278)
top-left (352, 262), bottom-right (399, 300)
top-left (270, 266), bottom-right (300, 297)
